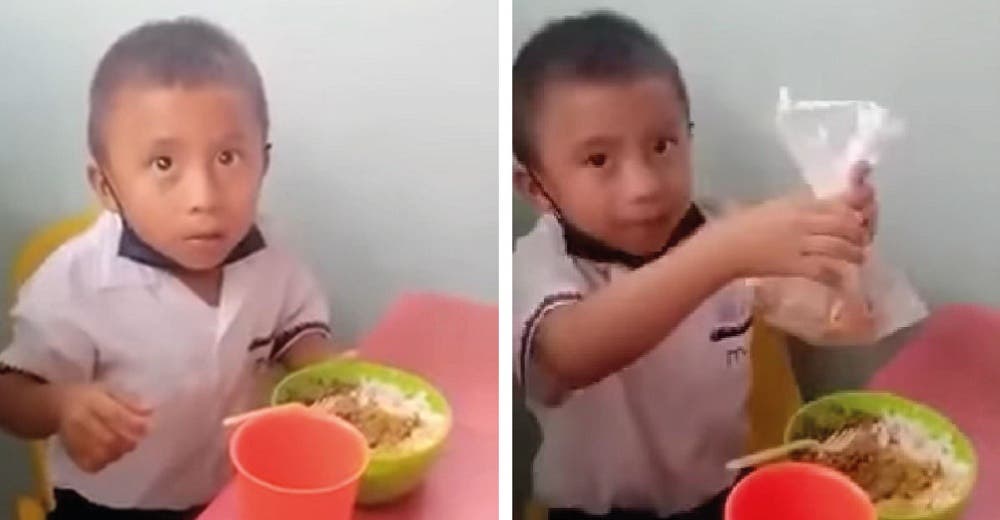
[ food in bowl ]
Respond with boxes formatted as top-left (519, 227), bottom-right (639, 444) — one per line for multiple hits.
top-left (305, 379), bottom-right (447, 453)
top-left (272, 360), bottom-right (451, 505)
top-left (786, 391), bottom-right (978, 519)
top-left (793, 413), bottom-right (971, 512)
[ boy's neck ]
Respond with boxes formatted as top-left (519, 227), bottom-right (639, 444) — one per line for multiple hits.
top-left (173, 268), bottom-right (224, 307)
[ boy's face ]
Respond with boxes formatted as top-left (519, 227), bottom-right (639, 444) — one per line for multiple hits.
top-left (525, 76), bottom-right (693, 256)
top-left (90, 84), bottom-right (266, 271)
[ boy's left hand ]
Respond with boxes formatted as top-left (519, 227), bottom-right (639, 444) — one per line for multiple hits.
top-left (840, 161), bottom-right (877, 244)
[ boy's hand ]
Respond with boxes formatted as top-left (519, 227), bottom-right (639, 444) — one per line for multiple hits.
top-left (705, 188), bottom-right (867, 287)
top-left (839, 162), bottom-right (877, 244)
top-left (55, 385), bottom-right (150, 473)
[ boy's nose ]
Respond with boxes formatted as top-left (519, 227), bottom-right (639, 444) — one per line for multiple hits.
top-left (183, 169), bottom-right (222, 213)
top-left (621, 160), bottom-right (664, 201)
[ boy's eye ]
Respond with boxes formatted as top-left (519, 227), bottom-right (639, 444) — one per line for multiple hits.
top-left (153, 156), bottom-right (173, 171)
top-left (585, 153), bottom-right (607, 168)
top-left (217, 150), bottom-right (238, 166)
top-left (654, 138), bottom-right (675, 155)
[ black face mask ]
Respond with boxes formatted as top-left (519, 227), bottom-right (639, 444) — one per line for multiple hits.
top-left (560, 204), bottom-right (705, 269)
top-left (100, 171), bottom-right (266, 270)
top-left (117, 219), bottom-right (265, 270)
top-left (525, 169), bottom-right (705, 269)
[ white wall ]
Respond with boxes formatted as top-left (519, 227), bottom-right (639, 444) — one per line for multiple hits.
top-left (0, 0), bottom-right (496, 507)
top-left (514, 0), bottom-right (1000, 308)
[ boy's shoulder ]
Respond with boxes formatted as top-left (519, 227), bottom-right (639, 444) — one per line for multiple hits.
top-left (513, 214), bottom-right (591, 307)
top-left (18, 214), bottom-right (310, 306)
top-left (16, 212), bottom-right (115, 306)
top-left (513, 213), bottom-right (566, 269)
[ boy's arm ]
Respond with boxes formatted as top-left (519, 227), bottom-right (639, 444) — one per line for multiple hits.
top-left (0, 371), bottom-right (63, 438)
top-left (279, 334), bottom-right (356, 372)
top-left (0, 296), bottom-right (95, 439)
top-left (0, 370), bottom-right (149, 473)
top-left (534, 231), bottom-right (734, 391)
top-left (533, 194), bottom-right (867, 394)
top-left (0, 262), bottom-right (152, 472)
top-left (270, 252), bottom-right (351, 371)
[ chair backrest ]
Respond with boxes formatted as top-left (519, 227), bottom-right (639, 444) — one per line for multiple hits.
top-left (10, 208), bottom-right (100, 295)
top-left (747, 318), bottom-right (803, 453)
top-left (7, 207), bottom-right (100, 512)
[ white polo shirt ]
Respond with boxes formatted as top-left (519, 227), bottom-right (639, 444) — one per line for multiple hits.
top-left (514, 213), bottom-right (752, 516)
top-left (0, 212), bottom-right (332, 509)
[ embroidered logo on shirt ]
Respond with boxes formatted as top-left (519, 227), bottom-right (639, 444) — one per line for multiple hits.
top-left (710, 316), bottom-right (753, 342)
top-left (725, 345), bottom-right (749, 367)
top-left (710, 298), bottom-right (753, 367)
top-left (713, 317), bottom-right (751, 368)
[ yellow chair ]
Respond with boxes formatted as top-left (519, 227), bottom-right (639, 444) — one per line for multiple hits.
top-left (9, 207), bottom-right (100, 520)
top-left (523, 317), bottom-right (802, 519)
top-left (525, 500), bottom-right (547, 520)
top-left (14, 497), bottom-right (46, 520)
top-left (746, 317), bottom-right (802, 453)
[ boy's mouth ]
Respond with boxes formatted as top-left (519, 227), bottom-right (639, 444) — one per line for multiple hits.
top-left (625, 213), bottom-right (672, 229)
top-left (185, 232), bottom-right (225, 243)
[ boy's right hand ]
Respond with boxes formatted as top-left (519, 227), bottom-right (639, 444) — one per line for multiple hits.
top-left (55, 385), bottom-right (151, 473)
top-left (706, 192), bottom-right (867, 286)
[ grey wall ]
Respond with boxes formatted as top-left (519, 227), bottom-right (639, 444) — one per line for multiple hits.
top-left (0, 0), bottom-right (497, 511)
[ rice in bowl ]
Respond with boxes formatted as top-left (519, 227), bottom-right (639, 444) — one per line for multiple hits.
top-left (307, 378), bottom-right (447, 454)
top-left (793, 413), bottom-right (973, 514)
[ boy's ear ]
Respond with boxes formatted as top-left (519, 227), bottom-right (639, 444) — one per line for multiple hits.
top-left (86, 161), bottom-right (119, 214)
top-left (513, 158), bottom-right (554, 214)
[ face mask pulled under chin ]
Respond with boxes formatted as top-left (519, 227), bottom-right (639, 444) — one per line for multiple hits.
top-left (523, 168), bottom-right (704, 269)
top-left (555, 205), bottom-right (705, 269)
top-left (98, 170), bottom-right (265, 271)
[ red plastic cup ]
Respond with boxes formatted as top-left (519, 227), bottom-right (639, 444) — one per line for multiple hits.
top-left (725, 462), bottom-right (876, 520)
top-left (229, 405), bottom-right (370, 520)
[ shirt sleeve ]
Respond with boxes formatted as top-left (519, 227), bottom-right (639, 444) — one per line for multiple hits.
top-left (268, 255), bottom-right (333, 362)
top-left (0, 289), bottom-right (96, 385)
top-left (513, 221), bottom-right (589, 405)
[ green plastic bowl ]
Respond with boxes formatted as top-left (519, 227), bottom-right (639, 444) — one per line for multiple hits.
top-left (271, 359), bottom-right (452, 506)
top-left (784, 391), bottom-right (977, 520)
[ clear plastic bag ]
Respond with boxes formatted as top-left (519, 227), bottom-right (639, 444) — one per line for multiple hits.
top-left (752, 88), bottom-right (928, 346)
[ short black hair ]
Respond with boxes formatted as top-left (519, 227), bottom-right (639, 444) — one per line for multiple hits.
top-left (513, 11), bottom-right (690, 169)
top-left (88, 17), bottom-right (268, 163)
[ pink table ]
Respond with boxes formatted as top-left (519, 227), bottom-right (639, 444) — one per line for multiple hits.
top-left (199, 292), bottom-right (499, 519)
top-left (866, 304), bottom-right (1000, 519)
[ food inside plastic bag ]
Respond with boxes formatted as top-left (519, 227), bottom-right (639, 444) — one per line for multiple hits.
top-left (752, 88), bottom-right (927, 346)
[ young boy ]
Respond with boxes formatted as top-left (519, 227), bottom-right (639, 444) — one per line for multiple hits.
top-left (0, 18), bottom-right (348, 519)
top-left (513, 12), bottom-right (875, 520)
